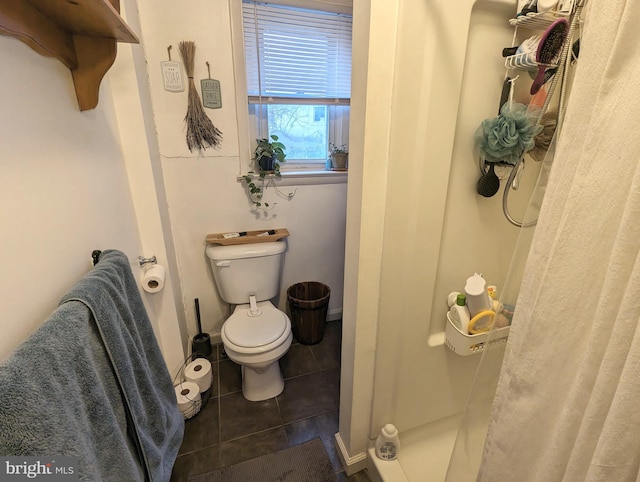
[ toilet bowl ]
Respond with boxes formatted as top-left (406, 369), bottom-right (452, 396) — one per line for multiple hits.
top-left (221, 300), bottom-right (292, 401)
top-left (206, 241), bottom-right (291, 401)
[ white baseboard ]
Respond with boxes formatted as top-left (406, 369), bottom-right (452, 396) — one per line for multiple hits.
top-left (334, 432), bottom-right (368, 476)
top-left (328, 308), bottom-right (342, 321)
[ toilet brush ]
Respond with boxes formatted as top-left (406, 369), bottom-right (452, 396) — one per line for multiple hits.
top-left (191, 298), bottom-right (212, 358)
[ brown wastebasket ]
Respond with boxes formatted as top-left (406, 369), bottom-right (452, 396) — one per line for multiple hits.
top-left (287, 282), bottom-right (331, 345)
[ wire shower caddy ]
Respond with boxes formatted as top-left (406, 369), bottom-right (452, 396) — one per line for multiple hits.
top-left (488, 1), bottom-right (586, 227)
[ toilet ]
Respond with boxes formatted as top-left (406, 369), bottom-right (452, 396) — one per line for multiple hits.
top-left (205, 241), bottom-right (292, 401)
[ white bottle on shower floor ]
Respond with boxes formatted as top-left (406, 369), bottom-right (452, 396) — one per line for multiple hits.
top-left (375, 424), bottom-right (400, 461)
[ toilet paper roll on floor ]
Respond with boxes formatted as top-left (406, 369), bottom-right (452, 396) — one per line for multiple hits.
top-left (185, 358), bottom-right (212, 393)
top-left (175, 381), bottom-right (202, 419)
top-left (142, 264), bottom-right (166, 293)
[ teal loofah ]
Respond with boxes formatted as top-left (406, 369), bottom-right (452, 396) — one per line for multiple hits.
top-left (475, 103), bottom-right (543, 165)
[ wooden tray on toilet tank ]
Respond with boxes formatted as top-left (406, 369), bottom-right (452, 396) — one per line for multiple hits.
top-left (205, 228), bottom-right (290, 245)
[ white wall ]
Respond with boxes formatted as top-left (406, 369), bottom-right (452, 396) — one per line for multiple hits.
top-left (0, 0), bottom-right (347, 373)
top-left (134, 0), bottom-right (348, 342)
top-left (338, 0), bottom-right (392, 466)
top-left (0, 36), bottom-right (146, 361)
top-left (109, 0), bottom-right (189, 375)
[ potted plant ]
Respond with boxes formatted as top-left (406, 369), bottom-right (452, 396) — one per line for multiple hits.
top-left (254, 135), bottom-right (286, 173)
top-left (242, 135), bottom-right (293, 209)
top-left (329, 143), bottom-right (348, 170)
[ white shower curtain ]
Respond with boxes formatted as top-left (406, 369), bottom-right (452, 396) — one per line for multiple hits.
top-left (479, 1), bottom-right (640, 480)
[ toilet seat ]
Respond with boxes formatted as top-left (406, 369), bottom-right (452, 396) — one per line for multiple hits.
top-left (222, 303), bottom-right (290, 354)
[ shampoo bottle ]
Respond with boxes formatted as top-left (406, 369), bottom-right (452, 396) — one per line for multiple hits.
top-left (448, 294), bottom-right (470, 334)
top-left (375, 424), bottom-right (400, 461)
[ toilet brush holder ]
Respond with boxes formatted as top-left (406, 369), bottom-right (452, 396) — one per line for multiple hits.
top-left (191, 298), bottom-right (212, 358)
top-left (192, 333), bottom-right (211, 358)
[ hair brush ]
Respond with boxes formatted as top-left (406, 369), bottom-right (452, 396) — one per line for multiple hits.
top-left (530, 19), bottom-right (568, 95)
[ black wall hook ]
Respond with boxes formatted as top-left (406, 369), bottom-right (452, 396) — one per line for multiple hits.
top-left (91, 250), bottom-right (102, 266)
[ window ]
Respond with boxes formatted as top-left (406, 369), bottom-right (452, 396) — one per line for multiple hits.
top-left (242, 1), bottom-right (352, 168)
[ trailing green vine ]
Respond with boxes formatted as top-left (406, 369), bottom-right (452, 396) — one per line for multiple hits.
top-left (243, 170), bottom-right (275, 209)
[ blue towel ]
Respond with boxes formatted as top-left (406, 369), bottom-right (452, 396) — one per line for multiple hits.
top-left (61, 249), bottom-right (184, 481)
top-left (0, 301), bottom-right (146, 480)
top-left (0, 249), bottom-right (184, 481)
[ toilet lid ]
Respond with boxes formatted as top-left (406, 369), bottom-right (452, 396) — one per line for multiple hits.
top-left (224, 306), bottom-right (288, 348)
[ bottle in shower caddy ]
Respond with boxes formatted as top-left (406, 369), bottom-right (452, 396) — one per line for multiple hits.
top-left (448, 294), bottom-right (471, 334)
top-left (375, 424), bottom-right (400, 461)
top-left (464, 273), bottom-right (493, 318)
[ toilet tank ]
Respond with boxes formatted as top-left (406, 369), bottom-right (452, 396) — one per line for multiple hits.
top-left (205, 242), bottom-right (286, 304)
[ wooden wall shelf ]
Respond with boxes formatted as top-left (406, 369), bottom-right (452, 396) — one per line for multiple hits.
top-left (0, 0), bottom-right (139, 111)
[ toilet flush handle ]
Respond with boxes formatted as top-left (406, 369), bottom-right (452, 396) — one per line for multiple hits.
top-left (248, 295), bottom-right (261, 317)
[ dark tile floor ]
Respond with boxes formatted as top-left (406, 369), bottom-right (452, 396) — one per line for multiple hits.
top-left (170, 320), bottom-right (371, 482)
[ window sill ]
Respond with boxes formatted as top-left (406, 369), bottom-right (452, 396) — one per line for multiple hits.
top-left (238, 170), bottom-right (348, 186)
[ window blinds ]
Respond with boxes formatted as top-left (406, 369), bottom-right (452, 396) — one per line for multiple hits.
top-left (243, 1), bottom-right (352, 105)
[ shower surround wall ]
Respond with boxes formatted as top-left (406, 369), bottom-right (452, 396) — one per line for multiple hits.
top-left (340, 0), bottom-right (542, 479)
top-left (372, 0), bottom-right (536, 429)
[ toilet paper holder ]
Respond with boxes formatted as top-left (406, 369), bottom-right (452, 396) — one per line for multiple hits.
top-left (91, 251), bottom-right (158, 269)
top-left (138, 255), bottom-right (157, 267)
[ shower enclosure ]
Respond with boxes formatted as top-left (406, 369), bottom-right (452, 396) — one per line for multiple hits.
top-left (339, 0), bottom-right (577, 480)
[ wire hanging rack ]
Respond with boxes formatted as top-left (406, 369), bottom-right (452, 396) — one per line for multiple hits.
top-left (497, 1), bottom-right (586, 228)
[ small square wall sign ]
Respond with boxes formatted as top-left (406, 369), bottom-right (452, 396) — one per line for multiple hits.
top-left (161, 61), bottom-right (184, 92)
top-left (201, 78), bottom-right (222, 109)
